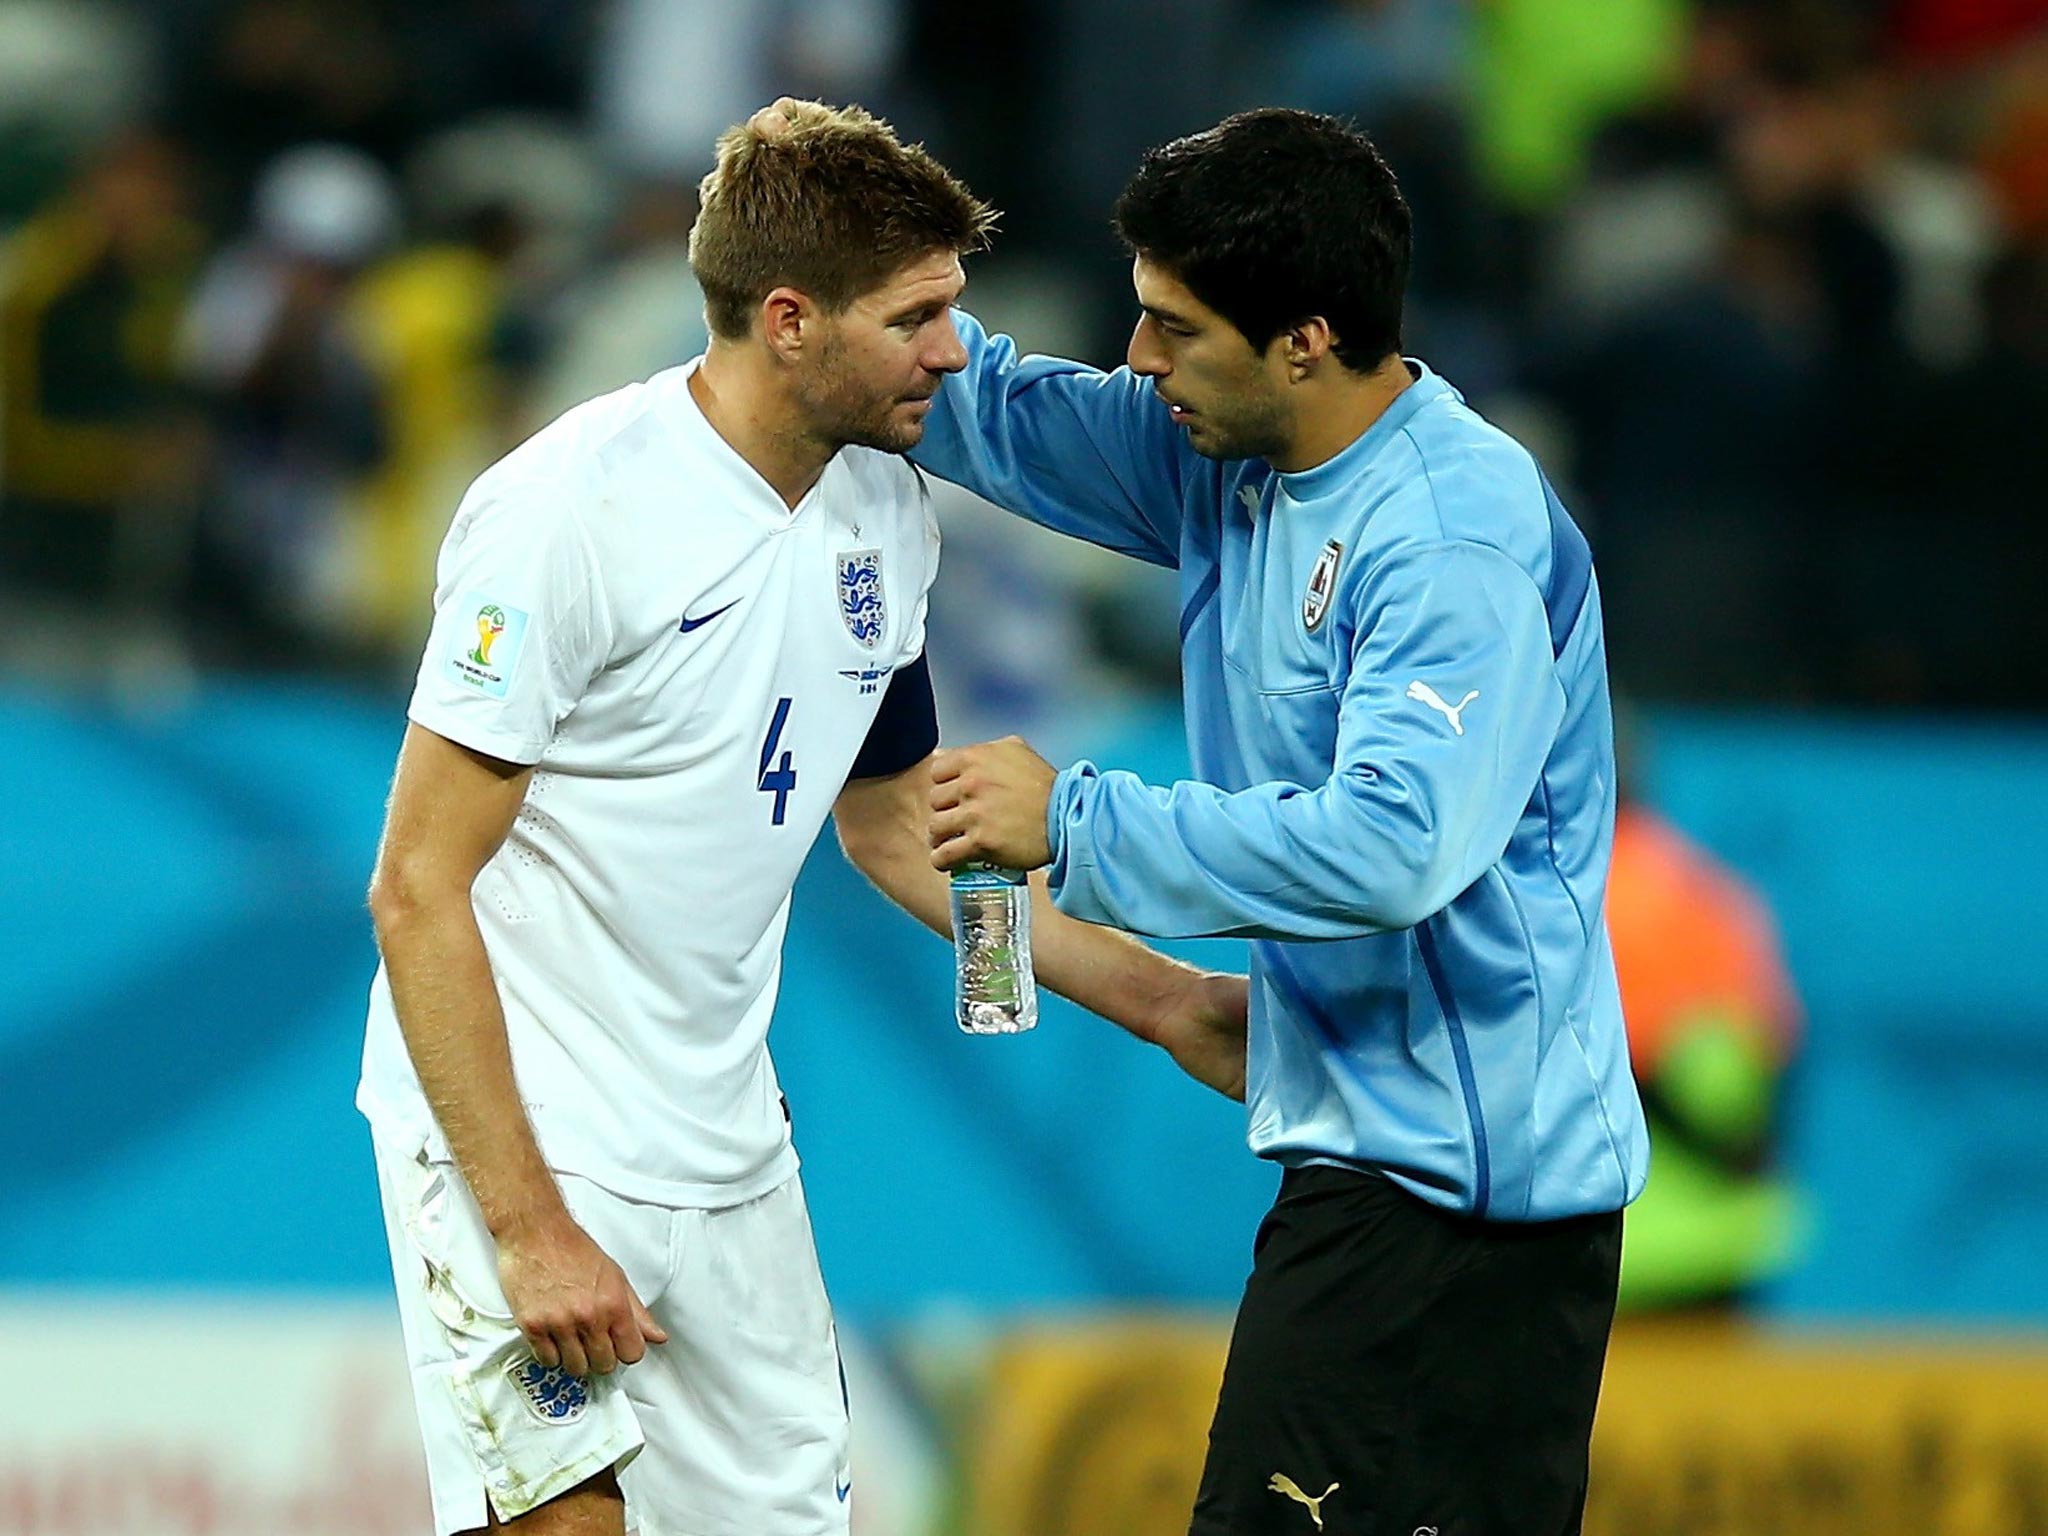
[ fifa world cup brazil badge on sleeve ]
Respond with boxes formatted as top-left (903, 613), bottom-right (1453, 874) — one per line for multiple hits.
top-left (951, 863), bottom-right (1038, 1034)
top-left (446, 592), bottom-right (531, 699)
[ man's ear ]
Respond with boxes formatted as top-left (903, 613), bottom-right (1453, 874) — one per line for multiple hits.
top-left (760, 286), bottom-right (813, 360)
top-left (1280, 316), bottom-right (1335, 379)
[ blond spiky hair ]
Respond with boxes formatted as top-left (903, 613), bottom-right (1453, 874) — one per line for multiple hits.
top-left (690, 99), bottom-right (996, 339)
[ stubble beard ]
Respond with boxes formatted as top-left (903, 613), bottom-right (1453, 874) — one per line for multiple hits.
top-left (1187, 389), bottom-right (1289, 463)
top-left (838, 405), bottom-right (924, 455)
top-left (804, 338), bottom-right (926, 455)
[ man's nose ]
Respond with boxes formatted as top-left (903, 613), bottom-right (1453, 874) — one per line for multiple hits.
top-left (929, 313), bottom-right (970, 374)
top-left (1127, 320), bottom-right (1167, 378)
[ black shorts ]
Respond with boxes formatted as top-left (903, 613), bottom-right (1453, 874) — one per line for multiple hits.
top-left (1189, 1165), bottom-right (1622, 1536)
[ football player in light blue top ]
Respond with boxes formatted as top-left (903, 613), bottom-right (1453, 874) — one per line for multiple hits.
top-left (913, 108), bottom-right (1650, 1536)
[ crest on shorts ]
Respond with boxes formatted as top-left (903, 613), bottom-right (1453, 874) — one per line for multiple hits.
top-left (1302, 539), bottom-right (1343, 632)
top-left (837, 548), bottom-right (886, 649)
top-left (507, 1358), bottom-right (590, 1425)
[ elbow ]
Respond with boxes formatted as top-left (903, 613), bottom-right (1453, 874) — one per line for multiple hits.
top-left (365, 864), bottom-right (411, 945)
top-left (1319, 780), bottom-right (1459, 932)
top-left (833, 813), bottom-right (878, 875)
top-left (1307, 776), bottom-right (1429, 932)
top-left (834, 816), bottom-right (903, 887)
top-left (366, 853), bottom-right (453, 946)
top-left (1354, 847), bottom-right (1473, 931)
top-left (833, 779), bottom-right (928, 887)
top-left (1359, 883), bottom-right (1444, 933)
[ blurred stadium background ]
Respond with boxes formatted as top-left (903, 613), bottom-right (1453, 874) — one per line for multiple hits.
top-left (4, 1), bottom-right (2047, 1532)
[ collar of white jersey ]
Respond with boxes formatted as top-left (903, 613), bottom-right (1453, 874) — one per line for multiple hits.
top-left (1276, 358), bottom-right (1461, 502)
top-left (665, 355), bottom-right (835, 532)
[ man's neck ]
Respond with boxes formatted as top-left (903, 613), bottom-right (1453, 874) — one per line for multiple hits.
top-left (690, 346), bottom-right (835, 509)
top-left (1270, 354), bottom-right (1416, 475)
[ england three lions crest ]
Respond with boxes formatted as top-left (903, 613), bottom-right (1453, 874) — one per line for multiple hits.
top-left (507, 1358), bottom-right (589, 1425)
top-left (838, 548), bottom-right (886, 649)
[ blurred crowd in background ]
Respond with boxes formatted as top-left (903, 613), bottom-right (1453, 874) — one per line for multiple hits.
top-left (2, 0), bottom-right (2044, 711)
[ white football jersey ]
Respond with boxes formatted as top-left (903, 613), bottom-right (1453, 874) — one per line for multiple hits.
top-left (357, 359), bottom-right (940, 1206)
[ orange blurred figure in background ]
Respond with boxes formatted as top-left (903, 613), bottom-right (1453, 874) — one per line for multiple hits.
top-left (1607, 790), bottom-right (1806, 1311)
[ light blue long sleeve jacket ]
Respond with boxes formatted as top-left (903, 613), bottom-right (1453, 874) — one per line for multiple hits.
top-left (912, 313), bottom-right (1648, 1221)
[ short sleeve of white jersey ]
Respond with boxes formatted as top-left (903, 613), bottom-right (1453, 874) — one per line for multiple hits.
top-left (897, 472), bottom-right (943, 669)
top-left (407, 473), bottom-right (615, 764)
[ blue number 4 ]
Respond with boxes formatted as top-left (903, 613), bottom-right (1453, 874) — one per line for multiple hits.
top-left (758, 697), bottom-right (798, 825)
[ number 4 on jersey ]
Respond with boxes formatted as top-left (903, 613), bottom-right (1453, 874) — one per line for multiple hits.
top-left (758, 697), bottom-right (798, 825)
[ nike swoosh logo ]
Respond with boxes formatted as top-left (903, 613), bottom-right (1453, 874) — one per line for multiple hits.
top-left (678, 599), bottom-right (741, 633)
top-left (835, 1476), bottom-right (852, 1502)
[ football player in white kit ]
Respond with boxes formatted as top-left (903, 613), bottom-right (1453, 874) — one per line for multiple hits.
top-left (358, 101), bottom-right (1248, 1536)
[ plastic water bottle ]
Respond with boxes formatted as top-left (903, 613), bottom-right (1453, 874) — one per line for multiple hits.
top-left (950, 863), bottom-right (1038, 1034)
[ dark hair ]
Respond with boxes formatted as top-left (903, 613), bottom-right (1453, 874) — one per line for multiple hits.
top-left (1114, 109), bottom-right (1411, 371)
top-left (691, 100), bottom-right (997, 340)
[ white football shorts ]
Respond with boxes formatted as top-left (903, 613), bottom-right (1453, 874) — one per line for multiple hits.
top-left (373, 1137), bottom-right (852, 1536)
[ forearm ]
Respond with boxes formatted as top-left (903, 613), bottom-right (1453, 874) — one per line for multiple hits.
top-left (1048, 765), bottom-right (1444, 940)
top-left (374, 894), bottom-right (566, 1238)
top-left (1029, 878), bottom-right (1203, 1047)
